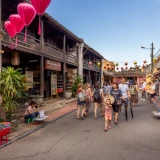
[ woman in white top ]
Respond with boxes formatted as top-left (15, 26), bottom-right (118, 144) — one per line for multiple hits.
top-left (150, 80), bottom-right (156, 104)
top-left (93, 82), bottom-right (104, 119)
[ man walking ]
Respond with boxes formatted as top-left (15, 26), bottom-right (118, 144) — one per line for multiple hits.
top-left (119, 78), bottom-right (130, 120)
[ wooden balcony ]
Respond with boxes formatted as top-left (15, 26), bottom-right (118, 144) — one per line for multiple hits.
top-left (66, 52), bottom-right (78, 65)
top-left (44, 43), bottom-right (63, 60)
top-left (83, 60), bottom-right (101, 72)
top-left (2, 33), bottom-right (41, 53)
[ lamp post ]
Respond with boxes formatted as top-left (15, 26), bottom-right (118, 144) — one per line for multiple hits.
top-left (141, 42), bottom-right (154, 75)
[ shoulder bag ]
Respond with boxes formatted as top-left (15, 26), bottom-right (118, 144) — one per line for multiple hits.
top-left (113, 90), bottom-right (122, 106)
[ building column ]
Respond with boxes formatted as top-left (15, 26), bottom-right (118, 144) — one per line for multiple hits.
top-left (63, 34), bottom-right (66, 98)
top-left (40, 20), bottom-right (44, 96)
top-left (78, 43), bottom-right (84, 76)
top-left (100, 59), bottom-right (103, 87)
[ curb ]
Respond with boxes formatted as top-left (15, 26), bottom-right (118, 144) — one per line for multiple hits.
top-left (0, 108), bottom-right (77, 149)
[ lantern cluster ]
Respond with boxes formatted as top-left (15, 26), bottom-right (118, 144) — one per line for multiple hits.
top-left (4, 0), bottom-right (51, 48)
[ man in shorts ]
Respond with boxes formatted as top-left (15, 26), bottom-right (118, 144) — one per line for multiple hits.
top-left (118, 78), bottom-right (130, 118)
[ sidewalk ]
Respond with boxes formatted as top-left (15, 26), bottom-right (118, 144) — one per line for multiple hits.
top-left (0, 100), bottom-right (77, 149)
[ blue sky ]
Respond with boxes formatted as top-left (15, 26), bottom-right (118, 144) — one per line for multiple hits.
top-left (47, 0), bottom-right (160, 68)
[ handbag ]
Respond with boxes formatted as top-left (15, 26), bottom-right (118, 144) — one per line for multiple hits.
top-left (113, 91), bottom-right (122, 105)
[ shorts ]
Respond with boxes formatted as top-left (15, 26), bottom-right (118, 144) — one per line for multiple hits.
top-left (121, 98), bottom-right (129, 108)
top-left (112, 104), bottom-right (119, 113)
top-left (150, 94), bottom-right (155, 99)
top-left (77, 101), bottom-right (86, 106)
top-left (105, 115), bottom-right (112, 120)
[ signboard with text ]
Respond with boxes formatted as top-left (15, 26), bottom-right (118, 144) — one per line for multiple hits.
top-left (45, 59), bottom-right (61, 71)
top-left (51, 74), bottom-right (57, 96)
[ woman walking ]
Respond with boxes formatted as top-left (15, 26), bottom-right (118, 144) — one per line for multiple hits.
top-left (84, 83), bottom-right (92, 115)
top-left (110, 83), bottom-right (124, 125)
top-left (77, 83), bottom-right (86, 120)
top-left (129, 81), bottom-right (138, 107)
top-left (93, 82), bottom-right (104, 119)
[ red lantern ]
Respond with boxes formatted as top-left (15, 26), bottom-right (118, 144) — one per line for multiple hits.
top-left (121, 67), bottom-right (124, 70)
top-left (130, 67), bottom-right (132, 70)
top-left (112, 67), bottom-right (114, 71)
top-left (17, 3), bottom-right (36, 42)
top-left (116, 67), bottom-right (119, 70)
top-left (125, 67), bottom-right (128, 70)
top-left (108, 67), bottom-right (110, 70)
top-left (106, 63), bottom-right (109, 66)
top-left (136, 65), bottom-right (139, 69)
top-left (89, 61), bottom-right (92, 68)
top-left (143, 60), bottom-right (147, 64)
top-left (30, 0), bottom-right (51, 35)
top-left (104, 66), bottom-right (106, 69)
top-left (125, 62), bottom-right (128, 66)
top-left (9, 14), bottom-right (24, 47)
top-left (4, 21), bottom-right (16, 38)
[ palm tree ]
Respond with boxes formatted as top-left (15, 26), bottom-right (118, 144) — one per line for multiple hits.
top-left (0, 67), bottom-right (26, 121)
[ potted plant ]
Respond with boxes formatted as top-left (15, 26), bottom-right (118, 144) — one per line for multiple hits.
top-left (0, 67), bottom-right (26, 121)
top-left (65, 89), bottom-right (72, 99)
top-left (71, 75), bottom-right (83, 97)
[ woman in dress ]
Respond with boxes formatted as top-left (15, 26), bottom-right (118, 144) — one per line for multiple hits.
top-left (93, 82), bottom-right (104, 119)
top-left (129, 81), bottom-right (138, 107)
top-left (110, 83), bottom-right (124, 125)
top-left (77, 83), bottom-right (86, 120)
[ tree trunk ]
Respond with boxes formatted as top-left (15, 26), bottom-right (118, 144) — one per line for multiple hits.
top-left (0, 107), bottom-right (6, 120)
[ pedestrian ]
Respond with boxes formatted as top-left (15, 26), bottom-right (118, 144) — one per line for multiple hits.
top-left (150, 80), bottom-right (156, 104)
top-left (104, 99), bottom-right (113, 132)
top-left (93, 82), bottom-right (103, 119)
top-left (106, 82), bottom-right (112, 94)
top-left (76, 83), bottom-right (86, 120)
top-left (155, 79), bottom-right (159, 96)
top-left (84, 83), bottom-right (92, 115)
top-left (146, 82), bottom-right (151, 103)
top-left (141, 79), bottom-right (146, 101)
top-left (110, 83), bottom-right (124, 125)
top-left (24, 101), bottom-right (39, 123)
top-left (129, 81), bottom-right (138, 107)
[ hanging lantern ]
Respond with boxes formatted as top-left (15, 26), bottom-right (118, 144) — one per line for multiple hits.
top-left (17, 3), bottom-right (36, 42)
top-left (143, 60), bottom-right (147, 64)
top-left (142, 65), bottom-right (145, 69)
top-left (116, 67), bottom-right (119, 70)
top-left (153, 58), bottom-right (157, 63)
top-left (89, 61), bottom-right (92, 68)
top-left (4, 21), bottom-right (16, 38)
top-left (9, 14), bottom-right (24, 47)
top-left (121, 67), bottom-right (124, 70)
top-left (125, 67), bottom-right (128, 70)
top-left (112, 67), bottom-right (114, 71)
top-left (104, 66), bottom-right (106, 70)
top-left (125, 62), bottom-right (128, 66)
top-left (136, 65), bottom-right (139, 69)
top-left (130, 67), bottom-right (132, 70)
top-left (106, 63), bottom-right (109, 66)
top-left (11, 52), bottom-right (20, 66)
top-left (97, 62), bottom-right (101, 66)
top-left (30, 0), bottom-right (51, 35)
top-left (115, 62), bottom-right (119, 66)
top-left (134, 61), bottom-right (137, 65)
top-left (108, 67), bottom-right (110, 70)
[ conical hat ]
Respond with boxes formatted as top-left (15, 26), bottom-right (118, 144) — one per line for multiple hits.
top-left (104, 94), bottom-right (115, 104)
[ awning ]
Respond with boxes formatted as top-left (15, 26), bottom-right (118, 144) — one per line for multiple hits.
top-left (103, 71), bottom-right (114, 77)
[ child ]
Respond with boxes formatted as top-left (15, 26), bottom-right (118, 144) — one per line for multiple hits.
top-left (104, 99), bottom-right (112, 132)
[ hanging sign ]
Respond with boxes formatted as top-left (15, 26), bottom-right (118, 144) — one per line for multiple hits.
top-left (51, 74), bottom-right (57, 96)
top-left (45, 59), bottom-right (61, 71)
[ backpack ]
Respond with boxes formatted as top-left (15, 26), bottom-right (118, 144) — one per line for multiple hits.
top-left (78, 92), bottom-right (86, 102)
top-left (130, 86), bottom-right (135, 95)
top-left (94, 89), bottom-right (101, 100)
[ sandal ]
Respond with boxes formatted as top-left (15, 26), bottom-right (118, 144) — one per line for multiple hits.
top-left (104, 129), bottom-right (107, 132)
top-left (114, 122), bottom-right (118, 125)
top-left (81, 116), bottom-right (84, 120)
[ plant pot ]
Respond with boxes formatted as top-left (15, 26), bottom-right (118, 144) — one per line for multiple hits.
top-left (36, 97), bottom-right (44, 107)
top-left (65, 91), bottom-right (72, 99)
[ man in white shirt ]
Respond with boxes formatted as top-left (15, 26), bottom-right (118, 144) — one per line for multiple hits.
top-left (141, 79), bottom-right (146, 101)
top-left (119, 78), bottom-right (130, 118)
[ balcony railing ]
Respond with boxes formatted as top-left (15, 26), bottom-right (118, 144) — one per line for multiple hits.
top-left (83, 60), bottom-right (101, 71)
top-left (66, 52), bottom-right (77, 64)
top-left (44, 42), bottom-right (63, 59)
top-left (2, 32), bottom-right (41, 52)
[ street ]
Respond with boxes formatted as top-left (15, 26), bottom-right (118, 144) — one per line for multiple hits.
top-left (0, 101), bottom-right (160, 160)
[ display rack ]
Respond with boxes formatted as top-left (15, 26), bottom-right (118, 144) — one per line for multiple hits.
top-left (57, 74), bottom-right (63, 93)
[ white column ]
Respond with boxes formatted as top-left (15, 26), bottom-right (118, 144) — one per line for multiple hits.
top-left (78, 43), bottom-right (84, 76)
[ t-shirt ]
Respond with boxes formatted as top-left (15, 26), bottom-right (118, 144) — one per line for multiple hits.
top-left (142, 82), bottom-right (146, 89)
top-left (110, 89), bottom-right (122, 104)
top-left (24, 106), bottom-right (35, 115)
top-left (119, 84), bottom-right (129, 98)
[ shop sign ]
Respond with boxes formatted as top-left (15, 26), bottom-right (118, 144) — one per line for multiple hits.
top-left (51, 74), bottom-right (57, 96)
top-left (26, 71), bottom-right (33, 88)
top-left (45, 59), bottom-right (61, 71)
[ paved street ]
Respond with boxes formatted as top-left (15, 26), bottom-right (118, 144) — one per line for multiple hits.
top-left (0, 101), bottom-right (160, 160)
